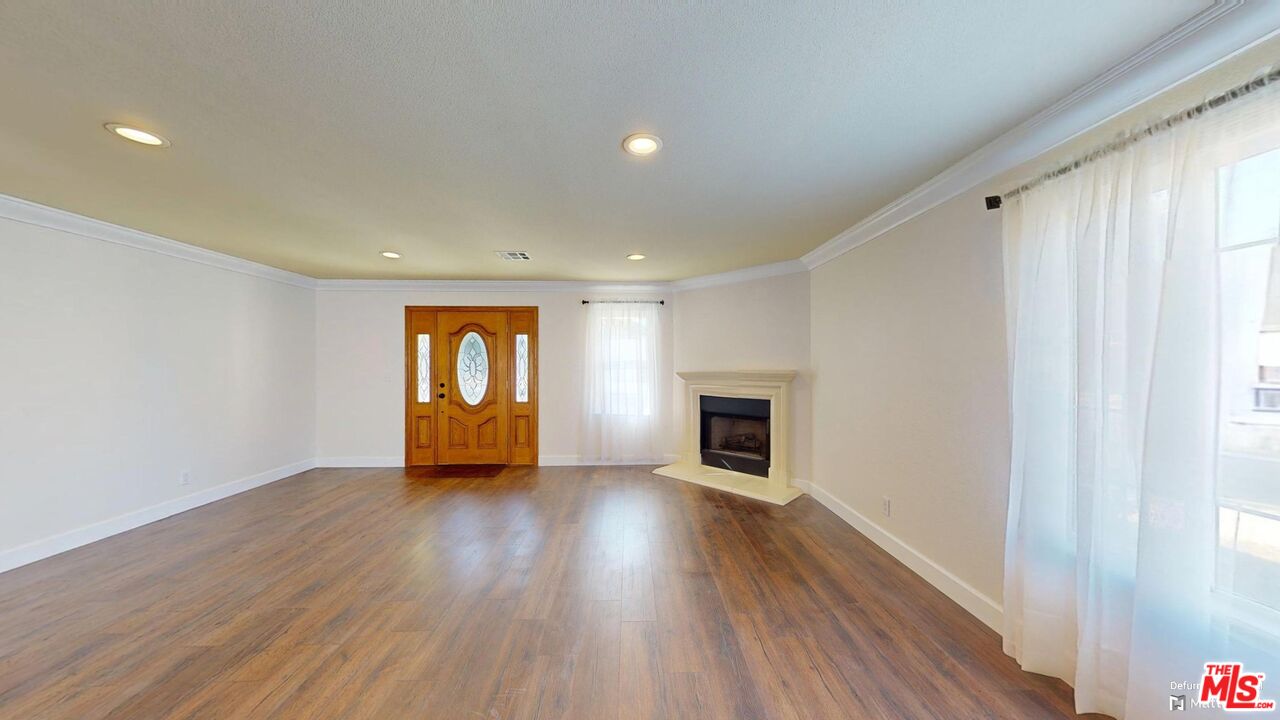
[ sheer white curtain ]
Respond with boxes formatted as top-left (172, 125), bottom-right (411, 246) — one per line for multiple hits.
top-left (1003, 77), bottom-right (1280, 719)
top-left (581, 301), bottom-right (663, 463)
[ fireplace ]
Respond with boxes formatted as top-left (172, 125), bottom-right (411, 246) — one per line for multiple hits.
top-left (654, 370), bottom-right (799, 505)
top-left (700, 395), bottom-right (770, 478)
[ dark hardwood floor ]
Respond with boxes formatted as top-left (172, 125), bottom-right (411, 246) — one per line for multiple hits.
top-left (0, 466), bottom-right (1084, 719)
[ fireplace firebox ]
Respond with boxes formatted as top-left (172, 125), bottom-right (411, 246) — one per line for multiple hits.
top-left (699, 395), bottom-right (770, 478)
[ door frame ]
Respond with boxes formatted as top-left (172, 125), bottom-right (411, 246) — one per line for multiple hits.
top-left (404, 306), bottom-right (538, 466)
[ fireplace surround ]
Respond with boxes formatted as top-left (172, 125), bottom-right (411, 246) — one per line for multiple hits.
top-left (654, 370), bottom-right (801, 505)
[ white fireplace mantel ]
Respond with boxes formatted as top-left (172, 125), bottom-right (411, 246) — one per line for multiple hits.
top-left (654, 370), bottom-right (802, 505)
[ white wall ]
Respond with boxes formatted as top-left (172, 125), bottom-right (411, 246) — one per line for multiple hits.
top-left (315, 288), bottom-right (677, 465)
top-left (673, 272), bottom-right (812, 482)
top-left (0, 212), bottom-right (316, 569)
top-left (810, 186), bottom-right (1010, 620)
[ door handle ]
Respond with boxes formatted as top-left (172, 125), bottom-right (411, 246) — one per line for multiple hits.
top-left (438, 393), bottom-right (445, 399)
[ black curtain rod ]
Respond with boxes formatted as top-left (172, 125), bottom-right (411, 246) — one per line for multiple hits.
top-left (987, 62), bottom-right (1280, 210)
top-left (581, 299), bottom-right (664, 305)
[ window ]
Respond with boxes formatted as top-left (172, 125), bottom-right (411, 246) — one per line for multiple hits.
top-left (1216, 146), bottom-right (1280, 613)
top-left (1258, 387), bottom-right (1280, 412)
top-left (1258, 331), bottom-right (1280, 412)
top-left (580, 301), bottom-right (662, 463)
top-left (1218, 147), bottom-right (1280, 250)
top-left (587, 309), bottom-right (656, 416)
top-left (1262, 354), bottom-right (1280, 384)
top-left (415, 334), bottom-right (430, 403)
top-left (515, 333), bottom-right (529, 403)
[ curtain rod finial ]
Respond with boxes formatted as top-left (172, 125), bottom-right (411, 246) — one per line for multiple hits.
top-left (985, 195), bottom-right (1003, 210)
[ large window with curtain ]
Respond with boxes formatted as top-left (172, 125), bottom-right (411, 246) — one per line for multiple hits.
top-left (1218, 145), bottom-right (1280, 618)
top-left (1001, 69), bottom-right (1279, 718)
top-left (580, 300), bottom-right (663, 463)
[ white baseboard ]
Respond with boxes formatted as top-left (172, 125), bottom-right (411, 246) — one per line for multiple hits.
top-left (0, 458), bottom-right (317, 575)
top-left (315, 456), bottom-right (404, 467)
top-left (540, 454), bottom-right (680, 467)
top-left (793, 479), bottom-right (1003, 632)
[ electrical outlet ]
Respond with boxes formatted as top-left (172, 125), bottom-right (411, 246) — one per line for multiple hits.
top-left (180, 470), bottom-right (192, 486)
top-left (882, 496), bottom-right (891, 518)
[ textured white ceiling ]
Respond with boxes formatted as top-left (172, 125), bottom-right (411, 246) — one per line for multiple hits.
top-left (0, 1), bottom-right (1209, 280)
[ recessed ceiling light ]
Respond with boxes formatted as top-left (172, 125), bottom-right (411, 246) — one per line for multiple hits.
top-left (622, 133), bottom-right (661, 156)
top-left (626, 253), bottom-right (646, 261)
top-left (104, 123), bottom-right (169, 147)
top-left (381, 251), bottom-right (402, 259)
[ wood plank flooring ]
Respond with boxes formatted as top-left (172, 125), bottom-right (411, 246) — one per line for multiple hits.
top-left (0, 466), bottom-right (1087, 719)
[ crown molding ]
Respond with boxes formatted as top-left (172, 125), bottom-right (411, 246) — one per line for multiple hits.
top-left (313, 278), bottom-right (670, 294)
top-left (669, 259), bottom-right (807, 292)
top-left (315, 260), bottom-right (809, 294)
top-left (0, 193), bottom-right (316, 289)
top-left (801, 0), bottom-right (1278, 271)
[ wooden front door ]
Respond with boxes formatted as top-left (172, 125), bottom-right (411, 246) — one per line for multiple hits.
top-left (438, 309), bottom-right (507, 464)
top-left (405, 306), bottom-right (538, 466)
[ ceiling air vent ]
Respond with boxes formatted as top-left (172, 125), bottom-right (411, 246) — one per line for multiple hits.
top-left (496, 251), bottom-right (532, 261)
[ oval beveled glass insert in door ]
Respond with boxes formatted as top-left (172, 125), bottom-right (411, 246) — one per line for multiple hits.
top-left (456, 331), bottom-right (489, 405)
